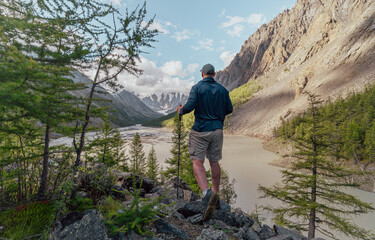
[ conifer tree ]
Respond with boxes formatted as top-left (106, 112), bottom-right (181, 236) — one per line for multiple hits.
top-left (146, 147), bottom-right (159, 182)
top-left (88, 121), bottom-right (127, 168)
top-left (259, 92), bottom-right (375, 240)
top-left (129, 133), bottom-right (146, 175)
top-left (164, 114), bottom-right (200, 193)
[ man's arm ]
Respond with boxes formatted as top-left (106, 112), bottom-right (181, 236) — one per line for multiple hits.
top-left (177, 86), bottom-right (197, 115)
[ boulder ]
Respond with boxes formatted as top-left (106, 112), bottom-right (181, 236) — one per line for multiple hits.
top-left (197, 229), bottom-right (229, 240)
top-left (259, 224), bottom-right (276, 240)
top-left (274, 225), bottom-right (307, 240)
top-left (245, 227), bottom-right (261, 240)
top-left (117, 172), bottom-right (154, 193)
top-left (49, 210), bottom-right (108, 240)
top-left (153, 218), bottom-right (189, 239)
top-left (177, 201), bottom-right (203, 218)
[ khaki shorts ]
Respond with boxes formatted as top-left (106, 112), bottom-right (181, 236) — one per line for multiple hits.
top-left (188, 129), bottom-right (223, 162)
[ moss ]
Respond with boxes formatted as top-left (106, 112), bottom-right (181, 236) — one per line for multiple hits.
top-left (0, 201), bottom-right (54, 240)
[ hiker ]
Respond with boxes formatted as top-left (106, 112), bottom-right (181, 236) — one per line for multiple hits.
top-left (177, 63), bottom-right (233, 221)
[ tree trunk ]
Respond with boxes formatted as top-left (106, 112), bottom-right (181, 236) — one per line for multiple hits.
top-left (74, 83), bottom-right (96, 167)
top-left (38, 123), bottom-right (50, 200)
top-left (308, 142), bottom-right (318, 239)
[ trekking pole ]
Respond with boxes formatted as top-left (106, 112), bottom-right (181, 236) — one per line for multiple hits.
top-left (177, 106), bottom-right (182, 199)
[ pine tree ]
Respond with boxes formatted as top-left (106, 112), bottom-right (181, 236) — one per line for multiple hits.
top-left (88, 121), bottom-right (127, 168)
top-left (164, 114), bottom-right (200, 193)
top-left (259, 92), bottom-right (375, 240)
top-left (129, 133), bottom-right (146, 175)
top-left (146, 147), bottom-right (159, 182)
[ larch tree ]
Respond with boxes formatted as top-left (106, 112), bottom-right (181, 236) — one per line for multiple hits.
top-left (129, 132), bottom-right (146, 175)
top-left (259, 92), bottom-right (374, 240)
top-left (146, 147), bottom-right (159, 182)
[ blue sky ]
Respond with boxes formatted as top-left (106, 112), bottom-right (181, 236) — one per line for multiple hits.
top-left (100, 0), bottom-right (296, 98)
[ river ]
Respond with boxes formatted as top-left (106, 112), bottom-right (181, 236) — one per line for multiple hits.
top-left (51, 125), bottom-right (375, 239)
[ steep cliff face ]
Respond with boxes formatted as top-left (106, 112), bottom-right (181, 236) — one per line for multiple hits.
top-left (219, 0), bottom-right (375, 138)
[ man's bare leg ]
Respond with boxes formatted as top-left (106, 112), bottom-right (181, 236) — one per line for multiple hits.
top-left (209, 161), bottom-right (221, 193)
top-left (192, 159), bottom-right (209, 192)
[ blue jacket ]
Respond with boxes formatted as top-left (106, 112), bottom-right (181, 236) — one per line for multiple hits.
top-left (180, 77), bottom-right (233, 132)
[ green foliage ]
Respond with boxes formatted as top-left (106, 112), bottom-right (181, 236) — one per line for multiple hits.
top-left (87, 121), bottom-right (128, 169)
top-left (77, 165), bottom-right (115, 206)
top-left (105, 188), bottom-right (164, 236)
top-left (261, 92), bottom-right (375, 240)
top-left (143, 112), bottom-right (176, 127)
top-left (229, 80), bottom-right (262, 110)
top-left (146, 147), bottom-right (160, 182)
top-left (129, 132), bottom-right (146, 175)
top-left (276, 85), bottom-right (375, 166)
top-left (68, 196), bottom-right (94, 213)
top-left (0, 201), bottom-right (54, 240)
top-left (97, 196), bottom-right (124, 220)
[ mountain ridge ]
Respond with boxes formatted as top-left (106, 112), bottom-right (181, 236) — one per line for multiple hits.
top-left (70, 71), bottom-right (162, 127)
top-left (216, 0), bottom-right (375, 138)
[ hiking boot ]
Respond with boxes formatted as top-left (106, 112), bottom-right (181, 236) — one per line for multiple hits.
top-left (202, 189), bottom-right (219, 221)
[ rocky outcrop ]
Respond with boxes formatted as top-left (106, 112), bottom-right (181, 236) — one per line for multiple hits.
top-left (51, 175), bottom-right (314, 240)
top-left (49, 210), bottom-right (108, 240)
top-left (217, 0), bottom-right (375, 138)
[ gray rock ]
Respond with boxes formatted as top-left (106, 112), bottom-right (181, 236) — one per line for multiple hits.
top-left (251, 221), bottom-right (262, 233)
top-left (218, 199), bottom-right (231, 212)
top-left (177, 201), bottom-right (203, 218)
top-left (154, 218), bottom-right (189, 239)
top-left (234, 228), bottom-right (246, 239)
top-left (311, 238), bottom-right (326, 240)
top-left (259, 224), bottom-right (276, 240)
top-left (212, 210), bottom-right (236, 227)
top-left (274, 225), bottom-right (307, 240)
top-left (245, 227), bottom-right (261, 240)
top-left (232, 208), bottom-right (254, 228)
top-left (49, 210), bottom-right (108, 240)
top-left (266, 235), bottom-right (294, 240)
top-left (187, 213), bottom-right (203, 224)
top-left (197, 229), bottom-right (229, 240)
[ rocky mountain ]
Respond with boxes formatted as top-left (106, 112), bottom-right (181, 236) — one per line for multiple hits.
top-left (216, 0), bottom-right (375, 138)
top-left (70, 71), bottom-right (162, 127)
top-left (142, 93), bottom-right (188, 114)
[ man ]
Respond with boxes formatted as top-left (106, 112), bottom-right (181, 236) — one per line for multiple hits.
top-left (177, 63), bottom-right (233, 221)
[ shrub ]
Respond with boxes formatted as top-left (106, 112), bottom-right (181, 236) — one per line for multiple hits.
top-left (0, 201), bottom-right (54, 240)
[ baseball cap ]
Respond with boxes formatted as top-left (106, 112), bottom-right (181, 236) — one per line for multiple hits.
top-left (200, 64), bottom-right (215, 75)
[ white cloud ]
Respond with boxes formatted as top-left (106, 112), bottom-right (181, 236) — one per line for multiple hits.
top-left (220, 51), bottom-right (236, 68)
top-left (191, 38), bottom-right (214, 51)
top-left (220, 13), bottom-right (267, 37)
top-left (218, 8), bottom-right (226, 18)
top-left (227, 24), bottom-right (244, 37)
top-left (185, 63), bottom-right (199, 74)
top-left (113, 58), bottom-right (196, 97)
top-left (142, 19), bottom-right (175, 34)
top-left (172, 29), bottom-right (194, 42)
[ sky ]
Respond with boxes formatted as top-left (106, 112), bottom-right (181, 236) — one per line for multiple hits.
top-left (97, 0), bottom-right (297, 98)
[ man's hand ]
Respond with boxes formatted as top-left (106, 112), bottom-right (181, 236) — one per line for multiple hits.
top-left (177, 105), bottom-right (183, 115)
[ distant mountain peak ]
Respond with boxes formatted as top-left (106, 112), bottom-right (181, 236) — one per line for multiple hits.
top-left (142, 92), bottom-right (188, 114)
